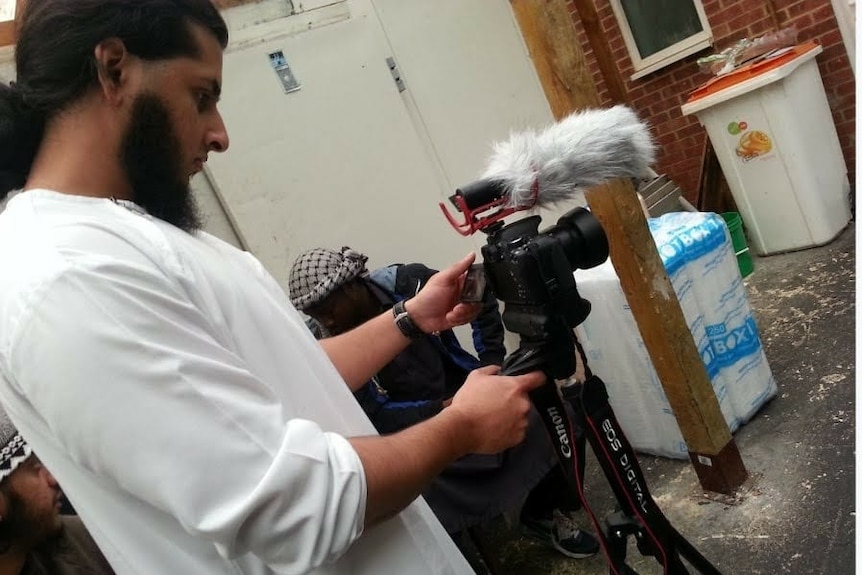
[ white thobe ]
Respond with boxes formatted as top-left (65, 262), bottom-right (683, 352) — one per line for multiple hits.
top-left (0, 190), bottom-right (473, 575)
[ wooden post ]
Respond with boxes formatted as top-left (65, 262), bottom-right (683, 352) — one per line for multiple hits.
top-left (0, 0), bottom-right (25, 47)
top-left (0, 22), bottom-right (13, 48)
top-left (510, 0), bottom-right (747, 493)
top-left (585, 181), bottom-right (747, 493)
top-left (509, 0), bottom-right (601, 113)
top-left (569, 0), bottom-right (629, 105)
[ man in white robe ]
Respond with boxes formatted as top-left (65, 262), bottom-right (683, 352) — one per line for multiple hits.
top-left (0, 2), bottom-right (544, 573)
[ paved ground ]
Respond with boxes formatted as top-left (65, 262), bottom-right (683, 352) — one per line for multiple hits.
top-left (467, 223), bottom-right (856, 574)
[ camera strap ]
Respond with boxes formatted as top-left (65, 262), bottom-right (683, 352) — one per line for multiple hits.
top-left (530, 378), bottom-right (635, 575)
top-left (532, 374), bottom-right (696, 574)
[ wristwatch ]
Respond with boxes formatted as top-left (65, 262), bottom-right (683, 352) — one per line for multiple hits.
top-left (392, 299), bottom-right (424, 339)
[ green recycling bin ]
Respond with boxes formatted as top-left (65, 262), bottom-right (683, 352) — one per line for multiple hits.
top-left (721, 212), bottom-right (754, 278)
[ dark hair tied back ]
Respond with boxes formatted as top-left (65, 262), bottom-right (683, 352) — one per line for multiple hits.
top-left (0, 82), bottom-right (44, 199)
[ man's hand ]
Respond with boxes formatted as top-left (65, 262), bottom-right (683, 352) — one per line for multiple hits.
top-left (351, 364), bottom-right (545, 527)
top-left (446, 365), bottom-right (546, 454)
top-left (404, 253), bottom-right (481, 334)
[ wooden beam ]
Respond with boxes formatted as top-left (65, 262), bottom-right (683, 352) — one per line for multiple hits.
top-left (0, 20), bottom-right (14, 48)
top-left (511, 0), bottom-right (747, 493)
top-left (585, 180), bottom-right (747, 492)
top-left (0, 0), bottom-right (27, 48)
top-left (570, 0), bottom-right (628, 105)
top-left (510, 0), bottom-right (600, 115)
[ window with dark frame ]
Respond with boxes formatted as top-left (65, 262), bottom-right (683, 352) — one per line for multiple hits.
top-left (610, 0), bottom-right (713, 80)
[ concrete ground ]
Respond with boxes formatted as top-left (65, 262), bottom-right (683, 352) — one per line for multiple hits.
top-left (468, 223), bottom-right (856, 574)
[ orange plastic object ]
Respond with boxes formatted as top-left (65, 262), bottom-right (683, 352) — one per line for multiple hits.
top-left (686, 41), bottom-right (820, 104)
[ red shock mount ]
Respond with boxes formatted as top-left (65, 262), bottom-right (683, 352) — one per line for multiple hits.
top-left (438, 179), bottom-right (539, 236)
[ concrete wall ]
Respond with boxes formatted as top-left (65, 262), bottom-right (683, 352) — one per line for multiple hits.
top-left (191, 170), bottom-right (244, 249)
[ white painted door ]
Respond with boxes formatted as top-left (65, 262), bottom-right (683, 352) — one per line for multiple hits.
top-left (370, 0), bottom-right (555, 191)
top-left (208, 0), bottom-right (469, 287)
top-left (207, 0), bottom-right (555, 288)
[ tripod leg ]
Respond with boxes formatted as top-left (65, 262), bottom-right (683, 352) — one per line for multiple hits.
top-left (604, 512), bottom-right (648, 575)
top-left (663, 552), bottom-right (692, 575)
top-left (603, 527), bottom-right (633, 575)
top-left (465, 526), bottom-right (509, 575)
top-left (670, 527), bottom-right (724, 575)
top-left (607, 535), bottom-right (625, 571)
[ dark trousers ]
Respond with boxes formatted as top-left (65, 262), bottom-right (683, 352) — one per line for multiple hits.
top-left (521, 431), bottom-right (586, 519)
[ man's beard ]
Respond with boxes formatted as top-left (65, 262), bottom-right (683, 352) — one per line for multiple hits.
top-left (120, 93), bottom-right (202, 233)
top-left (0, 488), bottom-right (63, 553)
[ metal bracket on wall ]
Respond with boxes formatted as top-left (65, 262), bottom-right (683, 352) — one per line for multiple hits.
top-left (268, 50), bottom-right (301, 94)
top-left (386, 57), bottom-right (406, 92)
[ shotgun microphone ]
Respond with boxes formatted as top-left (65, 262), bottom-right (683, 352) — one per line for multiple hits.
top-left (441, 105), bottom-right (656, 235)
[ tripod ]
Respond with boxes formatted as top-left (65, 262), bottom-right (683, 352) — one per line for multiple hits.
top-left (500, 325), bottom-right (725, 575)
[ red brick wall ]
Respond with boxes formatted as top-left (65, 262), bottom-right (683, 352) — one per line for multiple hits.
top-left (567, 0), bottom-right (856, 201)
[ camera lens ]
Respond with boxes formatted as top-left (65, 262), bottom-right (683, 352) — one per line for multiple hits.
top-left (546, 207), bottom-right (609, 269)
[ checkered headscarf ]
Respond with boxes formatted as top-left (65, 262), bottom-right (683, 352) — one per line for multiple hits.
top-left (0, 404), bottom-right (31, 484)
top-left (289, 247), bottom-right (369, 311)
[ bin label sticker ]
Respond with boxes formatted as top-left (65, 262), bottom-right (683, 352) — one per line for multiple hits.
top-left (728, 120), bottom-right (774, 163)
top-left (727, 121), bottom-right (748, 135)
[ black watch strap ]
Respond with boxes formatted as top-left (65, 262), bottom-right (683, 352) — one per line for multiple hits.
top-left (392, 299), bottom-right (424, 339)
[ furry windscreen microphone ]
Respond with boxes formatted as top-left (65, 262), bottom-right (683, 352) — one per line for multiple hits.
top-left (481, 105), bottom-right (656, 209)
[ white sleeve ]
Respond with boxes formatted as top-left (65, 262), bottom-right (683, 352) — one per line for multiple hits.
top-left (6, 257), bottom-right (366, 573)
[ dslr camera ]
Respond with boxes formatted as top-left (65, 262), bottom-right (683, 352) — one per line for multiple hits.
top-left (444, 178), bottom-right (609, 380)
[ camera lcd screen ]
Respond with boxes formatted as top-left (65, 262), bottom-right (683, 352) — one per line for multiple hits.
top-left (460, 264), bottom-right (487, 303)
